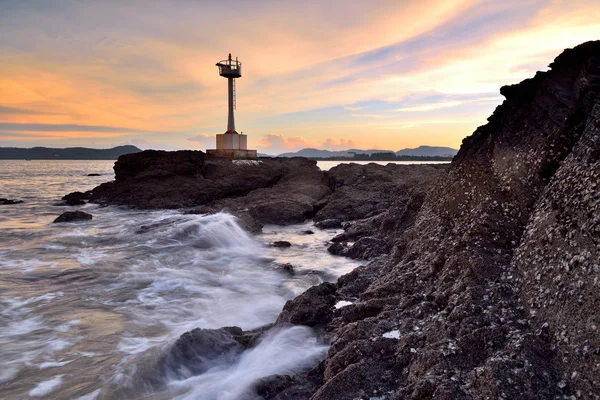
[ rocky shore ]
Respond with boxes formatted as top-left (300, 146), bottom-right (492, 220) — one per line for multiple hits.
top-left (63, 41), bottom-right (600, 399)
top-left (75, 150), bottom-right (445, 246)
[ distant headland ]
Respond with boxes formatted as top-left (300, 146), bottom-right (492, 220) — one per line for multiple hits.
top-left (0, 144), bottom-right (457, 161)
top-left (0, 145), bottom-right (142, 160)
top-left (275, 145), bottom-right (457, 161)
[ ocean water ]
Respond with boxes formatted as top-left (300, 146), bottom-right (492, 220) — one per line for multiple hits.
top-left (0, 160), bottom-right (362, 400)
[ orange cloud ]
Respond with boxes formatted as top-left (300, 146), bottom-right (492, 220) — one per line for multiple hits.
top-left (322, 138), bottom-right (358, 151)
top-left (1, 0), bottom-right (599, 151)
top-left (258, 133), bottom-right (309, 154)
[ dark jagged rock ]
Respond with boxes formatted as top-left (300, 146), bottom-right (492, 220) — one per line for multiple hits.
top-left (276, 282), bottom-right (337, 329)
top-left (301, 230), bottom-right (315, 235)
top-left (263, 41), bottom-right (600, 399)
top-left (328, 236), bottom-right (390, 260)
top-left (156, 327), bottom-right (246, 380)
top-left (314, 219), bottom-right (342, 229)
top-left (315, 163), bottom-right (445, 223)
top-left (326, 242), bottom-right (346, 256)
top-left (276, 263), bottom-right (295, 275)
top-left (53, 211), bottom-right (92, 223)
top-left (272, 240), bottom-right (292, 248)
top-left (151, 325), bottom-right (272, 385)
top-left (317, 163), bottom-right (446, 260)
top-left (255, 375), bottom-right (295, 399)
top-left (88, 152), bottom-right (331, 226)
top-left (60, 191), bottom-right (91, 206)
top-left (82, 150), bottom-right (443, 230)
top-left (0, 198), bottom-right (23, 205)
top-left (254, 363), bottom-right (326, 400)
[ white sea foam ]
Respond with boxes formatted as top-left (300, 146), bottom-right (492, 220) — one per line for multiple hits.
top-left (0, 292), bottom-right (74, 385)
top-left (0, 176), bottom-right (363, 399)
top-left (75, 389), bottom-right (100, 400)
top-left (39, 360), bottom-right (73, 369)
top-left (0, 368), bottom-right (17, 383)
top-left (0, 258), bottom-right (57, 271)
top-left (29, 375), bottom-right (63, 397)
top-left (55, 319), bottom-right (81, 333)
top-left (169, 326), bottom-right (328, 400)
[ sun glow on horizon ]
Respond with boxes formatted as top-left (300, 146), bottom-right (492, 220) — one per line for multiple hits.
top-left (0, 0), bottom-right (599, 154)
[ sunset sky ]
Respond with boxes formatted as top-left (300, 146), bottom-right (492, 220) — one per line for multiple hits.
top-left (1, 0), bottom-right (599, 154)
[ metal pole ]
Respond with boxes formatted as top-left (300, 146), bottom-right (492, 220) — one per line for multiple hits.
top-left (227, 77), bottom-right (235, 133)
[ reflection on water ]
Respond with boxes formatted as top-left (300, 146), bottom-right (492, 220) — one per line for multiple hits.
top-left (0, 160), bottom-right (361, 399)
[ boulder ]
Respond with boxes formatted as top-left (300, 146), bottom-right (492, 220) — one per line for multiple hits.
top-left (53, 211), bottom-right (93, 223)
top-left (275, 263), bottom-right (295, 275)
top-left (271, 241), bottom-right (292, 248)
top-left (155, 327), bottom-right (246, 380)
top-left (276, 282), bottom-right (337, 329)
top-left (61, 191), bottom-right (91, 206)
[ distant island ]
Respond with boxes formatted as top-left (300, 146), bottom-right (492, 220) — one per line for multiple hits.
top-left (276, 145), bottom-right (457, 160)
top-left (0, 145), bottom-right (142, 160)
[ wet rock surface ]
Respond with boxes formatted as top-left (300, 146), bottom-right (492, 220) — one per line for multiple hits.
top-left (261, 41), bottom-right (600, 399)
top-left (276, 282), bottom-right (337, 330)
top-left (320, 163), bottom-right (445, 260)
top-left (156, 327), bottom-right (247, 380)
top-left (86, 153), bottom-right (331, 226)
top-left (80, 150), bottom-right (444, 233)
top-left (271, 240), bottom-right (292, 248)
top-left (59, 191), bottom-right (91, 206)
top-left (53, 210), bottom-right (93, 223)
top-left (0, 198), bottom-right (23, 205)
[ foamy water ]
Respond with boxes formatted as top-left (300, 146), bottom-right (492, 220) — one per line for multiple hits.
top-left (0, 160), bottom-right (362, 399)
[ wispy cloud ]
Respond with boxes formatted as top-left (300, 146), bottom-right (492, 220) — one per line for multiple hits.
top-left (344, 106), bottom-right (365, 111)
top-left (351, 113), bottom-right (392, 119)
top-left (0, 123), bottom-right (149, 133)
top-left (395, 101), bottom-right (464, 112)
top-left (187, 133), bottom-right (215, 142)
top-left (0, 0), bottom-right (598, 150)
top-left (258, 133), bottom-right (309, 154)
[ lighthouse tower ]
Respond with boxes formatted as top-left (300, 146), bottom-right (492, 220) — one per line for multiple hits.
top-left (207, 54), bottom-right (257, 159)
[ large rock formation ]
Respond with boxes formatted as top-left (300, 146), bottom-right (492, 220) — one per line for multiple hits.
top-left (319, 163), bottom-right (445, 259)
top-left (260, 41), bottom-right (600, 399)
top-left (88, 153), bottom-right (330, 225)
top-left (83, 150), bottom-right (445, 229)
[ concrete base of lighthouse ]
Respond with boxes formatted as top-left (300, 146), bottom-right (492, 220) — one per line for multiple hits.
top-left (207, 133), bottom-right (257, 159)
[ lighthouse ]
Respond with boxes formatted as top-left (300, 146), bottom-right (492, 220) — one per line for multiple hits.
top-left (207, 54), bottom-right (257, 159)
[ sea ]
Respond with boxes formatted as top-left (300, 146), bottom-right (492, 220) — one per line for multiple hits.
top-left (0, 159), bottom-right (443, 400)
